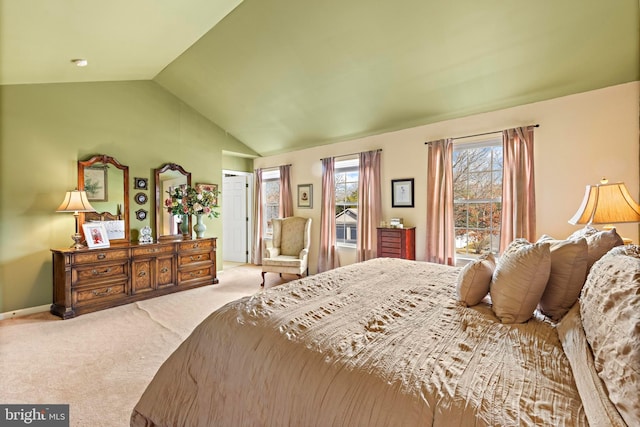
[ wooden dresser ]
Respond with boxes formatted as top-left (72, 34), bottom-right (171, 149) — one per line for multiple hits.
top-left (51, 238), bottom-right (217, 319)
top-left (377, 227), bottom-right (416, 260)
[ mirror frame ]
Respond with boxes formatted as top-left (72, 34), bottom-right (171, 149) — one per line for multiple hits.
top-left (77, 154), bottom-right (130, 244)
top-left (155, 163), bottom-right (191, 240)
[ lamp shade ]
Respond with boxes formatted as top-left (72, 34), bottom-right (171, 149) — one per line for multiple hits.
top-left (569, 181), bottom-right (640, 225)
top-left (56, 190), bottom-right (96, 213)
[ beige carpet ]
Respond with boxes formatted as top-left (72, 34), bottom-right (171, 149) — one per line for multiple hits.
top-left (0, 264), bottom-right (293, 427)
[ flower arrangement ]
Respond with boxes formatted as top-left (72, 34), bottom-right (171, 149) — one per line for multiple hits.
top-left (165, 186), bottom-right (220, 219)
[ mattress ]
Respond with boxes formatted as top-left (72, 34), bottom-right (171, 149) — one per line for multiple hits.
top-left (131, 257), bottom-right (587, 426)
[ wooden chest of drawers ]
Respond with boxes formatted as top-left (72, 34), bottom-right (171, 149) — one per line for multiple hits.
top-left (377, 227), bottom-right (415, 260)
top-left (51, 238), bottom-right (217, 319)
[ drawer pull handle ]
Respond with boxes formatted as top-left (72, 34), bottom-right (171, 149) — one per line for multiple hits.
top-left (92, 287), bottom-right (112, 297)
top-left (148, 248), bottom-right (159, 253)
top-left (160, 267), bottom-right (169, 273)
top-left (189, 271), bottom-right (202, 277)
top-left (92, 268), bottom-right (112, 276)
top-left (190, 255), bottom-right (202, 261)
top-left (97, 253), bottom-right (106, 260)
top-left (192, 243), bottom-right (200, 248)
top-left (138, 271), bottom-right (147, 277)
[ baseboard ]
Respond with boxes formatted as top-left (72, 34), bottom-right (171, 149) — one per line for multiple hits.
top-left (0, 304), bottom-right (50, 320)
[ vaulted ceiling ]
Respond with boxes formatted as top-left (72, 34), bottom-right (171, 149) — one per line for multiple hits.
top-left (1, 0), bottom-right (638, 156)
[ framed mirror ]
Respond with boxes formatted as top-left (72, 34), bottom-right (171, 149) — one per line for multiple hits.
top-left (78, 154), bottom-right (130, 244)
top-left (155, 163), bottom-right (191, 240)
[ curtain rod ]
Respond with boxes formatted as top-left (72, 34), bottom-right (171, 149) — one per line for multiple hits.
top-left (320, 148), bottom-right (382, 161)
top-left (424, 124), bottom-right (539, 145)
top-left (260, 163), bottom-right (292, 171)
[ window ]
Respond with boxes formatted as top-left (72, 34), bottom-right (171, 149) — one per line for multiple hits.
top-left (335, 158), bottom-right (359, 246)
top-left (453, 137), bottom-right (502, 258)
top-left (262, 169), bottom-right (280, 236)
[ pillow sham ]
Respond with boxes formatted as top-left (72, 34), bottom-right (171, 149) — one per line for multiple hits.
top-left (456, 253), bottom-right (495, 307)
top-left (580, 245), bottom-right (640, 426)
top-left (490, 239), bottom-right (551, 324)
top-left (537, 236), bottom-right (588, 321)
top-left (556, 303), bottom-right (627, 427)
top-left (569, 227), bottom-right (623, 271)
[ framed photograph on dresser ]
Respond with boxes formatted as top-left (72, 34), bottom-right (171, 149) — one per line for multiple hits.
top-left (82, 223), bottom-right (110, 249)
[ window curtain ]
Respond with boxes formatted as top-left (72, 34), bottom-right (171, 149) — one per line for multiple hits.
top-left (356, 150), bottom-right (382, 262)
top-left (425, 138), bottom-right (455, 265)
top-left (500, 126), bottom-right (536, 251)
top-left (279, 164), bottom-right (293, 218)
top-left (251, 169), bottom-right (264, 265)
top-left (318, 157), bottom-right (339, 272)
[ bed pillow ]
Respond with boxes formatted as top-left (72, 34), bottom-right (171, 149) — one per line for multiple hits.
top-left (569, 227), bottom-right (623, 271)
top-left (556, 302), bottom-right (628, 427)
top-left (456, 253), bottom-right (495, 307)
top-left (490, 239), bottom-right (551, 324)
top-left (536, 236), bottom-right (588, 321)
top-left (567, 225), bottom-right (598, 241)
top-left (580, 245), bottom-right (640, 426)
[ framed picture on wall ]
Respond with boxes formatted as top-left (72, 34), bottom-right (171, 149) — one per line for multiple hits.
top-left (391, 178), bottom-right (414, 208)
top-left (297, 184), bottom-right (313, 208)
top-left (82, 223), bottom-right (110, 249)
top-left (84, 166), bottom-right (107, 201)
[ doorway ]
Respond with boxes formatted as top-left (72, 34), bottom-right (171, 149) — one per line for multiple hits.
top-left (222, 171), bottom-right (252, 264)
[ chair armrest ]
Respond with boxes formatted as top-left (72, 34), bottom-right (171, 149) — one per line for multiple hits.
top-left (299, 248), bottom-right (309, 259)
top-left (266, 247), bottom-right (280, 258)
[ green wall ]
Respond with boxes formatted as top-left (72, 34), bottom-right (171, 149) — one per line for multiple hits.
top-left (0, 80), bottom-right (257, 313)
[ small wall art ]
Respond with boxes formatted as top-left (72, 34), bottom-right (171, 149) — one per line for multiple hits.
top-left (391, 178), bottom-right (414, 208)
top-left (297, 184), bottom-right (312, 208)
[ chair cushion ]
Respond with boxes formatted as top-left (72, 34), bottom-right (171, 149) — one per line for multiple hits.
top-left (262, 256), bottom-right (303, 268)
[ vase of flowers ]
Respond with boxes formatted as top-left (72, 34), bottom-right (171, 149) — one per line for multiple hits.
top-left (165, 186), bottom-right (219, 238)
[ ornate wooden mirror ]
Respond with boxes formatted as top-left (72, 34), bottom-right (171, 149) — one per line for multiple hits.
top-left (155, 163), bottom-right (191, 240)
top-left (77, 154), bottom-right (130, 244)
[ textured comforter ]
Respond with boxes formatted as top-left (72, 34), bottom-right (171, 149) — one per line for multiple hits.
top-left (131, 258), bottom-right (587, 426)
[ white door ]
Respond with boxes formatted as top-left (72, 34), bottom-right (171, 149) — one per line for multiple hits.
top-left (222, 175), bottom-right (248, 263)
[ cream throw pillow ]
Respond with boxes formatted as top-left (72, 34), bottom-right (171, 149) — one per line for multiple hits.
top-left (456, 253), bottom-right (495, 307)
top-left (568, 227), bottom-right (623, 271)
top-left (537, 236), bottom-right (588, 321)
top-left (490, 239), bottom-right (551, 324)
top-left (580, 245), bottom-right (640, 426)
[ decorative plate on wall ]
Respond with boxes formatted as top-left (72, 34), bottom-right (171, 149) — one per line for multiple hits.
top-left (135, 209), bottom-right (148, 221)
top-left (134, 192), bottom-right (148, 205)
top-left (134, 177), bottom-right (148, 190)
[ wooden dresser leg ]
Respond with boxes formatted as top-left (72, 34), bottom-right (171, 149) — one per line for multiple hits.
top-left (261, 271), bottom-right (266, 287)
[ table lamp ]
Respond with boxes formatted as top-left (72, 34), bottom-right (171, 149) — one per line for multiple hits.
top-left (56, 189), bottom-right (96, 249)
top-left (568, 179), bottom-right (640, 243)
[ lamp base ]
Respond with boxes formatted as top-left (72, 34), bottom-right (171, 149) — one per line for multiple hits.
top-left (70, 233), bottom-right (85, 249)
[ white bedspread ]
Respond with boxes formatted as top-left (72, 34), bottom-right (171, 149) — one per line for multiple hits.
top-left (131, 258), bottom-right (587, 426)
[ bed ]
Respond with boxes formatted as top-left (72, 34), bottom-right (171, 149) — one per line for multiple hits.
top-left (131, 237), bottom-right (639, 426)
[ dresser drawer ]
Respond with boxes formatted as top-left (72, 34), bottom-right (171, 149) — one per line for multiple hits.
top-left (379, 230), bottom-right (402, 242)
top-left (179, 239), bottom-right (214, 252)
top-left (72, 249), bottom-right (129, 265)
top-left (73, 281), bottom-right (127, 306)
top-left (178, 251), bottom-right (213, 266)
top-left (74, 262), bottom-right (129, 285)
top-left (132, 244), bottom-right (174, 257)
top-left (178, 266), bottom-right (214, 285)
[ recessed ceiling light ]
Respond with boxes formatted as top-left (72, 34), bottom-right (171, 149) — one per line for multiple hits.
top-left (71, 59), bottom-right (88, 67)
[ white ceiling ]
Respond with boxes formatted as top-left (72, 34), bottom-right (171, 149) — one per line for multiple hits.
top-left (0, 0), bottom-right (243, 84)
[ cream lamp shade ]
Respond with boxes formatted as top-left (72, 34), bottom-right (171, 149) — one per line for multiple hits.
top-left (569, 181), bottom-right (640, 227)
top-left (57, 190), bottom-right (96, 249)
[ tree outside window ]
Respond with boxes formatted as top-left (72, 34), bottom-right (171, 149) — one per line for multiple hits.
top-left (262, 170), bottom-right (280, 236)
top-left (453, 138), bottom-right (502, 257)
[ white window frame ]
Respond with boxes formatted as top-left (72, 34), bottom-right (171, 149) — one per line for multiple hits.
top-left (262, 169), bottom-right (280, 237)
top-left (335, 157), bottom-right (359, 248)
top-left (453, 137), bottom-right (503, 262)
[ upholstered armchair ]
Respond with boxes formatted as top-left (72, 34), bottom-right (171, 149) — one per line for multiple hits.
top-left (261, 217), bottom-right (312, 286)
